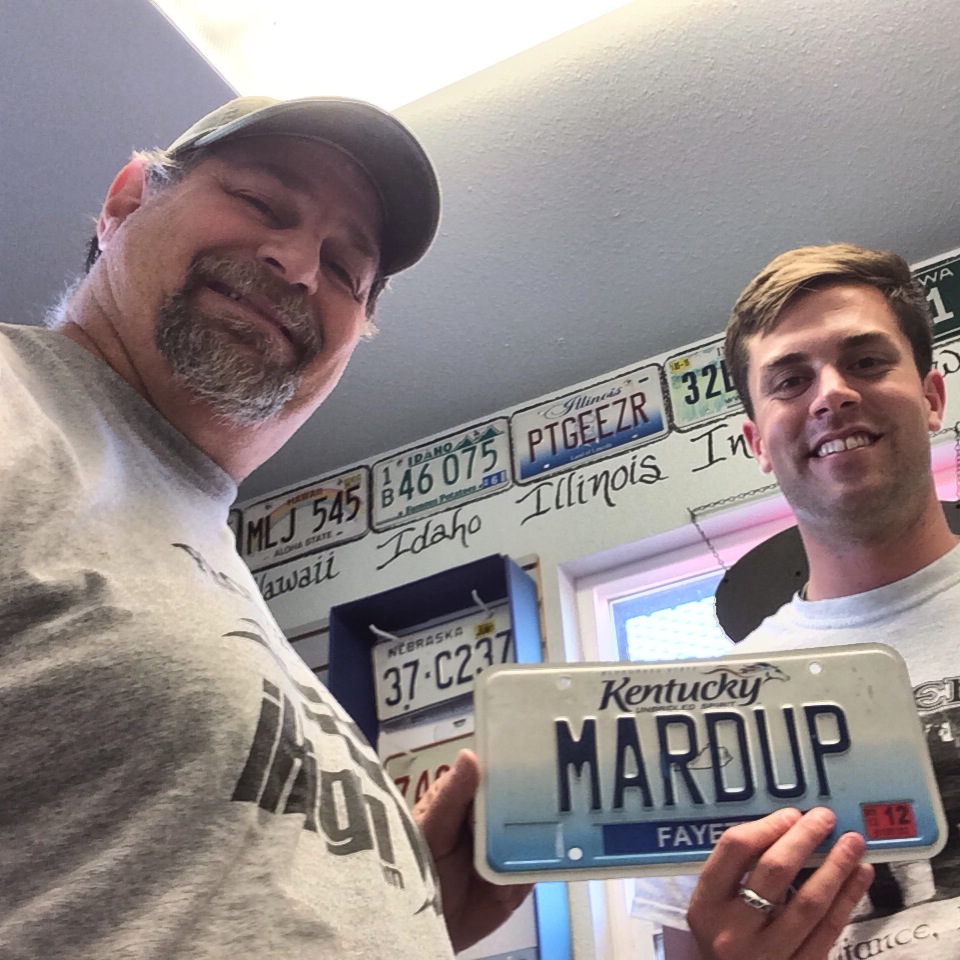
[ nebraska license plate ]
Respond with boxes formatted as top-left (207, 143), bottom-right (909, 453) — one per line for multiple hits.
top-left (474, 644), bottom-right (946, 883)
top-left (372, 604), bottom-right (514, 722)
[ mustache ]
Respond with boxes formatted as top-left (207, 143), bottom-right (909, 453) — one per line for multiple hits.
top-left (182, 255), bottom-right (322, 358)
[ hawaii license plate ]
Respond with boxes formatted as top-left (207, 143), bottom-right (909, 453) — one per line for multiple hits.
top-left (474, 644), bottom-right (946, 883)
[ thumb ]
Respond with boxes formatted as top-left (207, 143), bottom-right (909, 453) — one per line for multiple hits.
top-left (413, 749), bottom-right (479, 856)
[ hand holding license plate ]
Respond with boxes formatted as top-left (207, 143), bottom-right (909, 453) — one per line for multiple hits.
top-left (474, 644), bottom-right (946, 883)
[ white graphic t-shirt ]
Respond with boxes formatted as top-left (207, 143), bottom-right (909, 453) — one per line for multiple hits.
top-left (632, 543), bottom-right (960, 960)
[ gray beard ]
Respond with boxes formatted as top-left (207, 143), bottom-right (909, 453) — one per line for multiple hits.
top-left (155, 255), bottom-right (322, 425)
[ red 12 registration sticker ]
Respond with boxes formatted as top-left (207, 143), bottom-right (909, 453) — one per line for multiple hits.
top-left (861, 802), bottom-right (919, 840)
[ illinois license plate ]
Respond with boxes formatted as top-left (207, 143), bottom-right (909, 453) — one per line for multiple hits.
top-left (474, 644), bottom-right (946, 883)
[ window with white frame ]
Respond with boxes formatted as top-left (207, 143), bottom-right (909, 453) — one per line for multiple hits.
top-left (611, 569), bottom-right (733, 663)
top-left (568, 494), bottom-right (799, 960)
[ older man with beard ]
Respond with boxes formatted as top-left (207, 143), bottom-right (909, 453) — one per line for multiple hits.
top-left (0, 97), bottom-right (527, 959)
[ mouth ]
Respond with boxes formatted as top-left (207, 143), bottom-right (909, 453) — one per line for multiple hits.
top-left (204, 279), bottom-right (297, 348)
top-left (811, 432), bottom-right (879, 458)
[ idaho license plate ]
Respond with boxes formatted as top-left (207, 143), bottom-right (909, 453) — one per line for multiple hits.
top-left (371, 419), bottom-right (511, 529)
top-left (474, 644), bottom-right (946, 883)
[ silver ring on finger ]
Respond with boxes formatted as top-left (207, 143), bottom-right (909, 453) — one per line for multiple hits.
top-left (738, 885), bottom-right (777, 914)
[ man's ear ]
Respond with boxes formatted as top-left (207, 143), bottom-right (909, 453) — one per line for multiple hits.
top-left (96, 160), bottom-right (147, 252)
top-left (924, 368), bottom-right (948, 432)
top-left (742, 418), bottom-right (772, 473)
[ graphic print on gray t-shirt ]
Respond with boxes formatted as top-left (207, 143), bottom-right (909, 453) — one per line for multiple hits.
top-left (0, 323), bottom-right (452, 959)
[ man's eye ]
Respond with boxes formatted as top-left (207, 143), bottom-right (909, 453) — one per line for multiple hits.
top-left (324, 256), bottom-right (361, 297)
top-left (851, 356), bottom-right (886, 372)
top-left (236, 192), bottom-right (276, 218)
top-left (771, 375), bottom-right (807, 397)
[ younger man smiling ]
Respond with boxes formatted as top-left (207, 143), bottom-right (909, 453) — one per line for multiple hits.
top-left (651, 244), bottom-right (960, 960)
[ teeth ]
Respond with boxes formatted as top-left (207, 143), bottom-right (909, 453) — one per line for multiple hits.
top-left (816, 434), bottom-right (873, 457)
top-left (206, 279), bottom-right (245, 301)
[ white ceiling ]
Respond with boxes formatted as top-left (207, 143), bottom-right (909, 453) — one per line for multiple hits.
top-left (5, 0), bottom-right (959, 503)
top-left (155, 0), bottom-right (636, 108)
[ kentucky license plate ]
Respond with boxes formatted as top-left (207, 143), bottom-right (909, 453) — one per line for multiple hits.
top-left (474, 644), bottom-right (946, 883)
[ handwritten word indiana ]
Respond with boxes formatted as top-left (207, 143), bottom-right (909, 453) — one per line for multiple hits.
top-left (688, 421), bottom-right (752, 474)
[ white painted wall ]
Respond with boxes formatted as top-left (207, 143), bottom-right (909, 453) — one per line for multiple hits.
top-left (239, 328), bottom-right (960, 659)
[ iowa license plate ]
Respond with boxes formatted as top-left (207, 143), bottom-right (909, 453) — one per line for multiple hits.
top-left (474, 645), bottom-right (946, 883)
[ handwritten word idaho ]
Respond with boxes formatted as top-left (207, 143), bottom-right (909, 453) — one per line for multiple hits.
top-left (375, 508), bottom-right (483, 571)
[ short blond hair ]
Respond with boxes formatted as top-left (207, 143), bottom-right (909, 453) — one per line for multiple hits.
top-left (725, 243), bottom-right (933, 418)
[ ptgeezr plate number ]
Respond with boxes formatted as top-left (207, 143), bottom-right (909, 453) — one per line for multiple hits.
top-left (373, 606), bottom-right (515, 722)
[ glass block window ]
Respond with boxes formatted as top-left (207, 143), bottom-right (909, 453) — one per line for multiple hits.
top-left (611, 570), bottom-right (734, 662)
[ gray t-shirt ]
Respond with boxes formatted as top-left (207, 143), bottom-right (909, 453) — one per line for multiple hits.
top-left (633, 544), bottom-right (960, 960)
top-left (0, 324), bottom-right (452, 959)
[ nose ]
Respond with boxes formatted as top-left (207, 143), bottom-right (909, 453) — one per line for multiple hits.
top-left (809, 365), bottom-right (860, 418)
top-left (257, 229), bottom-right (320, 296)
